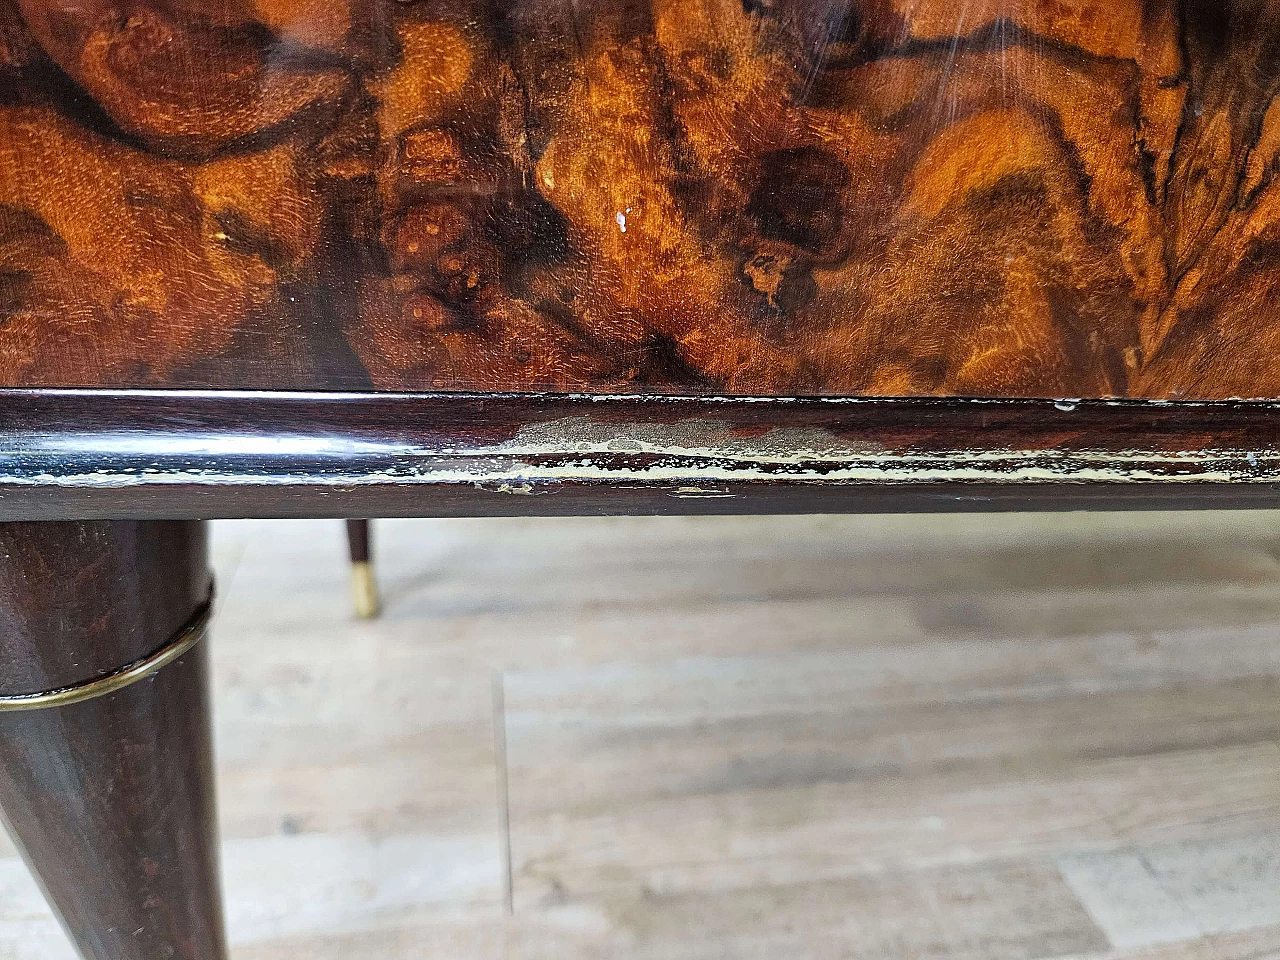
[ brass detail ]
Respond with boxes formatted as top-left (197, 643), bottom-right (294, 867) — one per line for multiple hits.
top-left (0, 596), bottom-right (214, 712)
top-left (351, 561), bottom-right (381, 619)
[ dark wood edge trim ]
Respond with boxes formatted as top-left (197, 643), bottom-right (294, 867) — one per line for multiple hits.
top-left (2, 390), bottom-right (1279, 517)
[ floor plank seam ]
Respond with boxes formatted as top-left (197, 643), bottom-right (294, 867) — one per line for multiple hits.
top-left (493, 671), bottom-right (514, 917)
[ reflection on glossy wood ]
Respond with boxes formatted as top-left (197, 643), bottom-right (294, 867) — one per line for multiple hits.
top-left (4, 1), bottom-right (1280, 398)
top-left (9, 391), bottom-right (1280, 519)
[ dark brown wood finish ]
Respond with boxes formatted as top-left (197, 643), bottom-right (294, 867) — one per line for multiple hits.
top-left (2, 390), bottom-right (1280, 518)
top-left (4, 0), bottom-right (1280, 398)
top-left (6, 1), bottom-right (1280, 947)
top-left (0, 521), bottom-right (225, 960)
top-left (346, 518), bottom-right (372, 564)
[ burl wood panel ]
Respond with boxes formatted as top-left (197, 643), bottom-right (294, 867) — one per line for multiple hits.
top-left (2, 0), bottom-right (1280, 398)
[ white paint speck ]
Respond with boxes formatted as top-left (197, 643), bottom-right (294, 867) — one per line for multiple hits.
top-left (616, 212), bottom-right (627, 233)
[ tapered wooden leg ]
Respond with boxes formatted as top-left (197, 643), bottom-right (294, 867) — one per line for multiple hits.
top-left (0, 521), bottom-right (226, 960)
top-left (345, 518), bottom-right (381, 619)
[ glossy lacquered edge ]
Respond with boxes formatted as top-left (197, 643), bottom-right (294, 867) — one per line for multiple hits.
top-left (2, 390), bottom-right (1280, 518)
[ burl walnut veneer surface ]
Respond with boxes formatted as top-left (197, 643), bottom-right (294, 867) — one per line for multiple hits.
top-left (1, 0), bottom-right (1278, 398)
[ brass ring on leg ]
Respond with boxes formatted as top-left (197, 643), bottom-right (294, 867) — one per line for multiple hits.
top-left (0, 594), bottom-right (214, 712)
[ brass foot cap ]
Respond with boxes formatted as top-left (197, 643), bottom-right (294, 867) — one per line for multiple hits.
top-left (351, 561), bottom-right (381, 619)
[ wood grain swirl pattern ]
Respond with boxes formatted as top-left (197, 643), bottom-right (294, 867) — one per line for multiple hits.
top-left (2, 0), bottom-right (1280, 397)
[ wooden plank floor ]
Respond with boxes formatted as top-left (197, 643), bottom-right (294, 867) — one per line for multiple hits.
top-left (4, 512), bottom-right (1280, 959)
